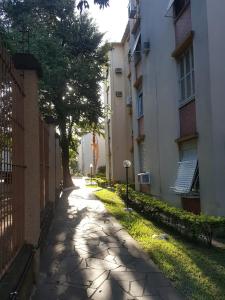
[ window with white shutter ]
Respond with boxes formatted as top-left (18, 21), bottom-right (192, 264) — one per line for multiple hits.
top-left (172, 160), bottom-right (198, 194)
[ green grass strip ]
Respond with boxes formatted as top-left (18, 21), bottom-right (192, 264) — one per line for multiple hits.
top-left (94, 188), bottom-right (225, 300)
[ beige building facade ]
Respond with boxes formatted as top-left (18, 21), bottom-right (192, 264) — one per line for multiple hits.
top-left (105, 0), bottom-right (225, 216)
top-left (104, 28), bottom-right (134, 183)
top-left (78, 133), bottom-right (106, 175)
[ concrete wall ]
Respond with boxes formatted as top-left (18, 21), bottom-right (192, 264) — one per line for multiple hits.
top-left (129, 0), bottom-right (180, 204)
top-left (192, 0), bottom-right (225, 215)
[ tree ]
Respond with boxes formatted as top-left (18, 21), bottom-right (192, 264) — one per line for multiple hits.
top-left (0, 0), bottom-right (108, 187)
top-left (77, 0), bottom-right (109, 11)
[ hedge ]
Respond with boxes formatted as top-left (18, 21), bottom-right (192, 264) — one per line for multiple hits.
top-left (95, 177), bottom-right (109, 188)
top-left (116, 184), bottom-right (225, 246)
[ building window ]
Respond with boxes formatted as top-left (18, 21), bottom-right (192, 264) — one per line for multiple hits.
top-left (172, 143), bottom-right (199, 195)
top-left (132, 32), bottom-right (141, 64)
top-left (172, 160), bottom-right (198, 195)
top-left (178, 46), bottom-right (195, 105)
top-left (174, 0), bottom-right (190, 18)
top-left (136, 92), bottom-right (143, 118)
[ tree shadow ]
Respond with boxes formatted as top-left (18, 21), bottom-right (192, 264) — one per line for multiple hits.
top-left (32, 187), bottom-right (181, 300)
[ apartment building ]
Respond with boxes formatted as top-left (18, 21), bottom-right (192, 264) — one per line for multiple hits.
top-left (104, 26), bottom-right (134, 183)
top-left (106, 0), bottom-right (225, 216)
top-left (78, 133), bottom-right (106, 175)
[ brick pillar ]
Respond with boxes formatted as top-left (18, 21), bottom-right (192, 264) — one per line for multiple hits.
top-left (55, 136), bottom-right (62, 195)
top-left (13, 53), bottom-right (42, 246)
top-left (48, 124), bottom-right (56, 204)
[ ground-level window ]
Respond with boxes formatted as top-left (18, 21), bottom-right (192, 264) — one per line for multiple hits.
top-left (172, 142), bottom-right (199, 195)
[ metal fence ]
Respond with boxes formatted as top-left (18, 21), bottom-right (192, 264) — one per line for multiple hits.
top-left (0, 43), bottom-right (25, 278)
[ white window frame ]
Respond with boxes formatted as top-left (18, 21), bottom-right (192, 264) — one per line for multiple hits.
top-left (178, 46), bottom-right (195, 106)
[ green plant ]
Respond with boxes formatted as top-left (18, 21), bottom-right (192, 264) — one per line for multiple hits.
top-left (94, 188), bottom-right (225, 300)
top-left (95, 177), bottom-right (108, 188)
top-left (116, 184), bottom-right (225, 246)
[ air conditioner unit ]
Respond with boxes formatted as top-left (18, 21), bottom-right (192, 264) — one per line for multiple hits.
top-left (143, 41), bottom-right (150, 55)
top-left (126, 96), bottom-right (132, 107)
top-left (115, 68), bottom-right (122, 74)
top-left (128, 3), bottom-right (137, 19)
top-left (137, 172), bottom-right (150, 184)
top-left (115, 91), bottom-right (123, 97)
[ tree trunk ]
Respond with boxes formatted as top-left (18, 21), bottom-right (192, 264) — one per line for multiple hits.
top-left (61, 142), bottom-right (74, 188)
top-left (60, 122), bottom-right (74, 188)
top-left (92, 131), bottom-right (96, 176)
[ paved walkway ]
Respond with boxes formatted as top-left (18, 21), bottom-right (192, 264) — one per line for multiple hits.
top-left (31, 178), bottom-right (182, 300)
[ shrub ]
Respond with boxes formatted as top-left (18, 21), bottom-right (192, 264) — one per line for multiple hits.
top-left (96, 177), bottom-right (108, 188)
top-left (116, 184), bottom-right (225, 246)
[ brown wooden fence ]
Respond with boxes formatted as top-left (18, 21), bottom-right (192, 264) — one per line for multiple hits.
top-left (0, 43), bottom-right (25, 279)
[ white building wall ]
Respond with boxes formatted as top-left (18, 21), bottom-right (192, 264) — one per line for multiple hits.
top-left (192, 0), bottom-right (225, 215)
top-left (140, 0), bottom-right (180, 204)
top-left (104, 41), bottom-right (134, 183)
top-left (78, 133), bottom-right (106, 175)
top-left (105, 0), bottom-right (225, 216)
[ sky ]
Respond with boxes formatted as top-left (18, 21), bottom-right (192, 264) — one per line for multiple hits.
top-left (88, 0), bottom-right (129, 42)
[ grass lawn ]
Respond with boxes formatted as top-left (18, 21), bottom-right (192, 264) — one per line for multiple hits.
top-left (85, 184), bottom-right (98, 188)
top-left (94, 188), bottom-right (225, 300)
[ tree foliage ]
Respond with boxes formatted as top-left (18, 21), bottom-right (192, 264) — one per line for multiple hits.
top-left (0, 0), bottom-right (109, 187)
top-left (77, 0), bottom-right (109, 11)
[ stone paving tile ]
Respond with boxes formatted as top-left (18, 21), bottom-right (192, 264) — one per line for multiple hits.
top-left (31, 178), bottom-right (183, 300)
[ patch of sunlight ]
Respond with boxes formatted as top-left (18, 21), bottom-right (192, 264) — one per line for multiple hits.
top-left (94, 188), bottom-right (225, 300)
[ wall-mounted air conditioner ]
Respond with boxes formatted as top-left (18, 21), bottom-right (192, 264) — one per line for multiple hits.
top-left (128, 3), bottom-right (137, 19)
top-left (137, 172), bottom-right (150, 184)
top-left (115, 68), bottom-right (122, 74)
top-left (115, 91), bottom-right (123, 98)
top-left (143, 42), bottom-right (150, 55)
top-left (126, 96), bottom-right (132, 107)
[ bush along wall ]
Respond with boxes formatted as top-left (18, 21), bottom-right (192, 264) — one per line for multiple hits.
top-left (95, 177), bottom-right (109, 188)
top-left (116, 184), bottom-right (225, 246)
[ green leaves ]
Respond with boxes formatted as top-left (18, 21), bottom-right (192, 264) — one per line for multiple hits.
top-left (116, 184), bottom-right (225, 246)
top-left (77, 0), bottom-right (110, 11)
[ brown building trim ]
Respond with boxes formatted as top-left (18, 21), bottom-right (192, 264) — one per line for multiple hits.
top-left (182, 197), bottom-right (201, 215)
top-left (172, 30), bottom-right (194, 58)
top-left (175, 133), bottom-right (198, 144)
top-left (136, 134), bottom-right (145, 143)
top-left (140, 184), bottom-right (150, 194)
top-left (132, 17), bottom-right (141, 34)
top-left (133, 75), bottom-right (143, 88)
